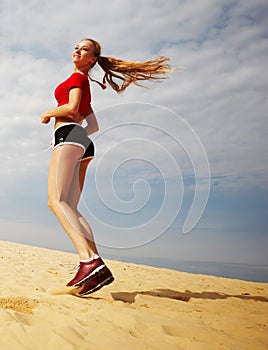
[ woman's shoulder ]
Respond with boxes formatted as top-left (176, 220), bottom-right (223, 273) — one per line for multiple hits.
top-left (67, 72), bottom-right (89, 88)
top-left (70, 72), bottom-right (88, 81)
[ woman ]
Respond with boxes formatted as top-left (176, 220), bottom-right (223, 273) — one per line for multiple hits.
top-left (41, 38), bottom-right (173, 296)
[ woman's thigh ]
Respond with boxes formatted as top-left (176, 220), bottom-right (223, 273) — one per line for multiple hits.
top-left (48, 144), bottom-right (84, 203)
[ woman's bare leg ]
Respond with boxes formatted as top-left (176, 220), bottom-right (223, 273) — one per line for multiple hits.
top-left (67, 157), bottom-right (98, 255)
top-left (48, 145), bottom-right (95, 260)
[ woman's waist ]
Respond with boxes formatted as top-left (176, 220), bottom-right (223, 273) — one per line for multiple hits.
top-left (54, 119), bottom-right (83, 131)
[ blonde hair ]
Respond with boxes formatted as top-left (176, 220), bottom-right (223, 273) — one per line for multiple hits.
top-left (83, 38), bottom-right (176, 93)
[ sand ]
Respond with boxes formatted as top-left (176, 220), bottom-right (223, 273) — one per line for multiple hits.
top-left (0, 240), bottom-right (267, 350)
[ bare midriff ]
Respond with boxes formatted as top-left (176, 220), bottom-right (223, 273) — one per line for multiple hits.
top-left (54, 116), bottom-right (83, 130)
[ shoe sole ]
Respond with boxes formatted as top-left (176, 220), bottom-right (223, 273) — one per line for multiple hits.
top-left (73, 264), bottom-right (106, 287)
top-left (79, 275), bottom-right (115, 297)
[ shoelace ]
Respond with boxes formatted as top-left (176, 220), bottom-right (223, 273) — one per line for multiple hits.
top-left (43, 140), bottom-right (54, 152)
top-left (69, 264), bottom-right (80, 274)
top-left (60, 262), bottom-right (80, 274)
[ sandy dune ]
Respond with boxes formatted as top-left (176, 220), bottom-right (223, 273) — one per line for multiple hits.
top-left (0, 240), bottom-right (267, 350)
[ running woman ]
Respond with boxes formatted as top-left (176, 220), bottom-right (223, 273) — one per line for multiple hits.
top-left (41, 38), bottom-right (173, 296)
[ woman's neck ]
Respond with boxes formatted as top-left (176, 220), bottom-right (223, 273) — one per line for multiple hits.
top-left (73, 68), bottom-right (88, 75)
top-left (73, 64), bottom-right (90, 75)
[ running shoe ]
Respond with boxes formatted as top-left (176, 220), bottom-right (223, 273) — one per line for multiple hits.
top-left (78, 266), bottom-right (114, 296)
top-left (66, 257), bottom-right (106, 287)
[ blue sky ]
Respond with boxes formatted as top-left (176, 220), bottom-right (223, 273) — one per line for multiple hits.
top-left (0, 0), bottom-right (267, 271)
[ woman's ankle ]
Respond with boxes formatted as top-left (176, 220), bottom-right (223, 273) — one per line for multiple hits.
top-left (80, 254), bottom-right (100, 263)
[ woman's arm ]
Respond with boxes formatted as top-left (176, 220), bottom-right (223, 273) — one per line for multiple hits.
top-left (84, 105), bottom-right (99, 136)
top-left (41, 88), bottom-right (83, 124)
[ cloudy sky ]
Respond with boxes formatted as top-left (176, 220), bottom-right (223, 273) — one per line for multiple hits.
top-left (0, 0), bottom-right (267, 274)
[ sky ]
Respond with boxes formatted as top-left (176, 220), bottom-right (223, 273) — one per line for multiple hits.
top-left (0, 0), bottom-right (268, 276)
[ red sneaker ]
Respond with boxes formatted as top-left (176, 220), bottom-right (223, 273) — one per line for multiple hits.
top-left (78, 266), bottom-right (114, 296)
top-left (66, 257), bottom-right (105, 287)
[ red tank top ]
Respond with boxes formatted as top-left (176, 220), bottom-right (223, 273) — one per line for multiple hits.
top-left (54, 72), bottom-right (91, 117)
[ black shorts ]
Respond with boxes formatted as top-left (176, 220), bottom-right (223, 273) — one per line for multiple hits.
top-left (53, 123), bottom-right (94, 160)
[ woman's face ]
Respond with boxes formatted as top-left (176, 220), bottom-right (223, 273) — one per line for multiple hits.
top-left (72, 40), bottom-right (97, 69)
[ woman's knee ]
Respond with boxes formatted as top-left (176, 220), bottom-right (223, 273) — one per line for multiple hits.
top-left (48, 198), bottom-right (55, 213)
top-left (48, 196), bottom-right (60, 214)
top-left (48, 196), bottom-right (77, 215)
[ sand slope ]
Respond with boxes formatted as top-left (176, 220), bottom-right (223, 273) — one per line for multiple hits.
top-left (0, 240), bottom-right (267, 350)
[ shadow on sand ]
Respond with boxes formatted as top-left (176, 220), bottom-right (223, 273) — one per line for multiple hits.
top-left (111, 289), bottom-right (268, 304)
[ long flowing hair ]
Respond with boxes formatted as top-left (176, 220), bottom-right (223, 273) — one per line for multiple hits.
top-left (83, 38), bottom-right (177, 93)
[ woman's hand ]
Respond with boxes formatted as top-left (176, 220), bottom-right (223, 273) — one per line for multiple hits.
top-left (41, 112), bottom-right (51, 124)
top-left (84, 106), bottom-right (99, 135)
top-left (72, 112), bottom-right (84, 124)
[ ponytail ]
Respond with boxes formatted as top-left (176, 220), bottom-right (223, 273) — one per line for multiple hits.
top-left (84, 38), bottom-right (177, 93)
